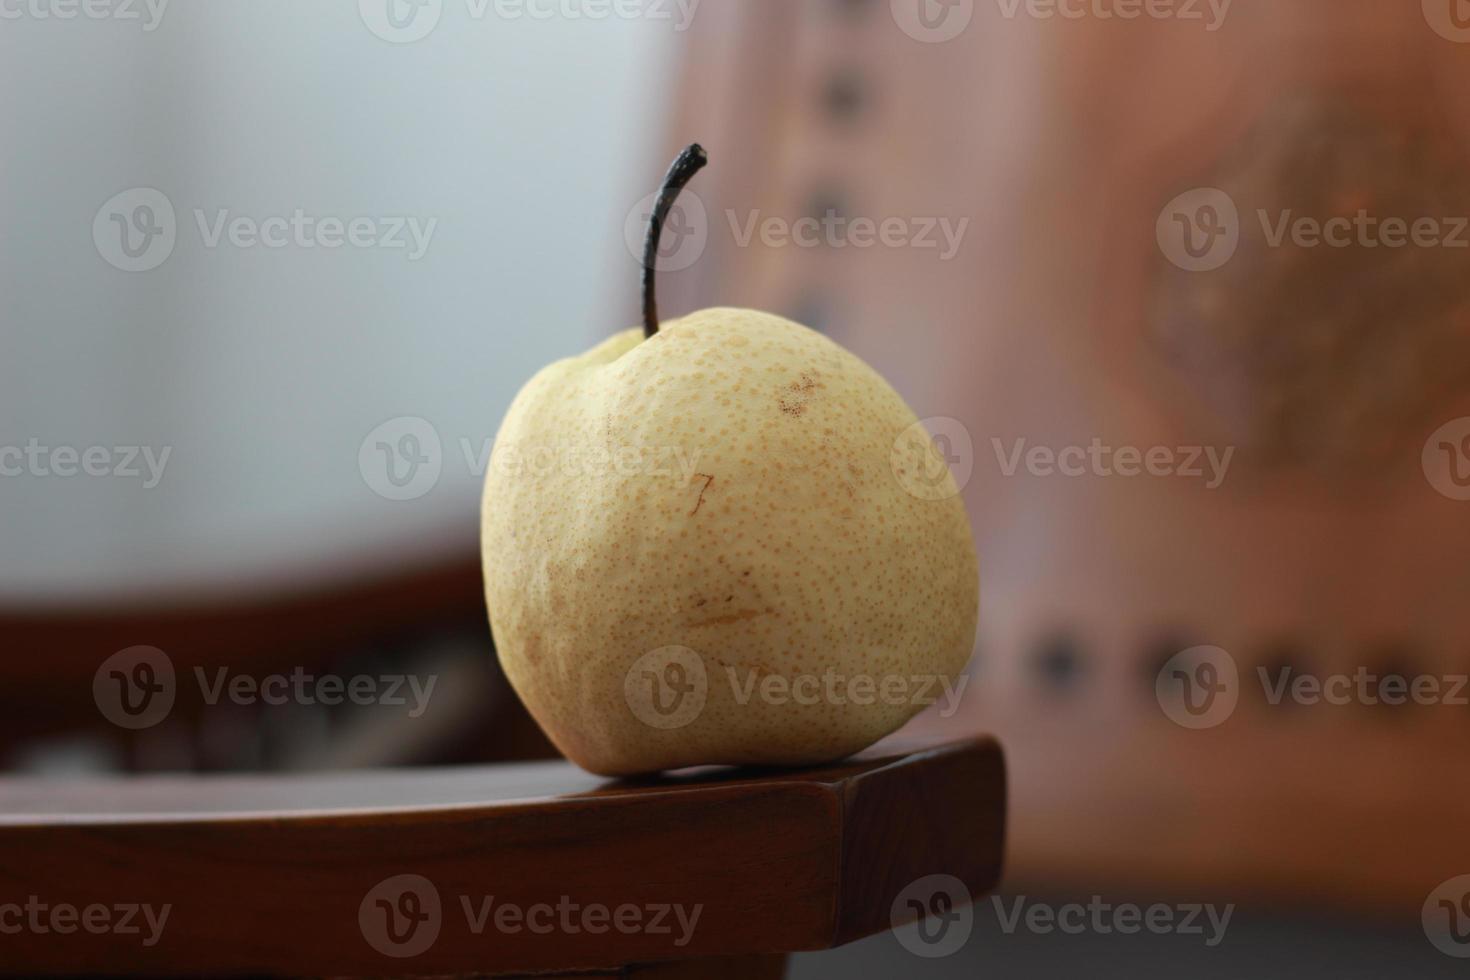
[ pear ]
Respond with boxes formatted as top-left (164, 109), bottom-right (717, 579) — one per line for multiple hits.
top-left (480, 148), bottom-right (978, 775)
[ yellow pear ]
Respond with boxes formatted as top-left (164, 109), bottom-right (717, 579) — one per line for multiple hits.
top-left (481, 145), bottom-right (976, 775)
top-left (481, 306), bottom-right (978, 775)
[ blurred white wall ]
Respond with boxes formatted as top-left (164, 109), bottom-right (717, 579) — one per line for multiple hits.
top-left (0, 1), bottom-right (679, 603)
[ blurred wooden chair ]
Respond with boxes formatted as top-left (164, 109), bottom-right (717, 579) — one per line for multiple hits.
top-left (0, 552), bottom-right (556, 773)
top-left (659, 0), bottom-right (1470, 915)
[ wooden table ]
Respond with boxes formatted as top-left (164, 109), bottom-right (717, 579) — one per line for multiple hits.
top-left (0, 734), bottom-right (1004, 977)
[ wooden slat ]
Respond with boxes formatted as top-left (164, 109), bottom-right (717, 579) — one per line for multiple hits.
top-left (0, 552), bottom-right (489, 745)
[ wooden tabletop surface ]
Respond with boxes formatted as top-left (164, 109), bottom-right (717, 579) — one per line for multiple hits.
top-left (0, 733), bottom-right (1005, 977)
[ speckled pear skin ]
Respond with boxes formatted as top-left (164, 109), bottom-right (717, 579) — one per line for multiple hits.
top-left (481, 308), bottom-right (978, 775)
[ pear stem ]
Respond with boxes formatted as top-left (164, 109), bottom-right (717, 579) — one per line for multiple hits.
top-left (642, 143), bottom-right (708, 339)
